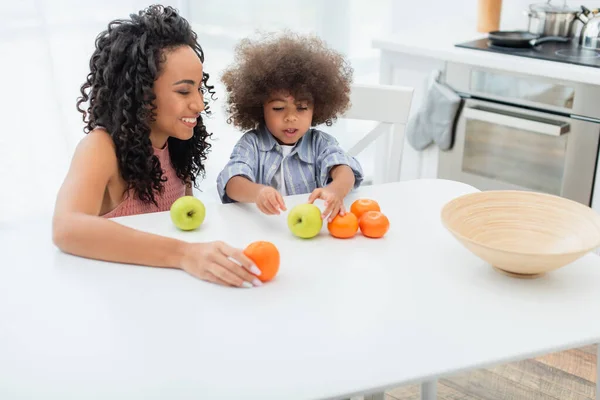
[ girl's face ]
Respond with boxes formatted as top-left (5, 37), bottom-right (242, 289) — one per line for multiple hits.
top-left (150, 45), bottom-right (205, 148)
top-left (263, 92), bottom-right (313, 145)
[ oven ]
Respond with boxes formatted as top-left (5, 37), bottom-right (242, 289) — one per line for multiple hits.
top-left (439, 62), bottom-right (600, 207)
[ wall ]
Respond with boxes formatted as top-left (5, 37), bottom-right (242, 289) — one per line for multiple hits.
top-left (392, 0), bottom-right (600, 35)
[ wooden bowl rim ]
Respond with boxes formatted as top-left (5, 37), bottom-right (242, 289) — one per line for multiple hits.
top-left (440, 190), bottom-right (600, 257)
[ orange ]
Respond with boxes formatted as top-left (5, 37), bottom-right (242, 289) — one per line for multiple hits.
top-left (243, 241), bottom-right (280, 282)
top-left (358, 211), bottom-right (390, 238)
top-left (350, 199), bottom-right (381, 220)
top-left (327, 213), bottom-right (359, 239)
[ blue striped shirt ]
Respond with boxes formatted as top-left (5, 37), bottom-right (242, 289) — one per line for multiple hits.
top-left (216, 125), bottom-right (364, 203)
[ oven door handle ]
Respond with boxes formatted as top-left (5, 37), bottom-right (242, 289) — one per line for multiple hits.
top-left (463, 107), bottom-right (569, 136)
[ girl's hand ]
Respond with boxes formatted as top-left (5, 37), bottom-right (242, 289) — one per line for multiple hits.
top-left (308, 186), bottom-right (347, 222)
top-left (256, 186), bottom-right (287, 215)
top-left (179, 241), bottom-right (263, 287)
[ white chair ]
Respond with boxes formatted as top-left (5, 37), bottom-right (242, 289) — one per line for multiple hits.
top-left (341, 83), bottom-right (414, 185)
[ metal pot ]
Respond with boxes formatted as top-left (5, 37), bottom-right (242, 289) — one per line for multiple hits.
top-left (526, 1), bottom-right (582, 37)
top-left (580, 13), bottom-right (600, 49)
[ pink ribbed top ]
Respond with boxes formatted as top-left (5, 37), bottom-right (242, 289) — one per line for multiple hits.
top-left (101, 144), bottom-right (186, 219)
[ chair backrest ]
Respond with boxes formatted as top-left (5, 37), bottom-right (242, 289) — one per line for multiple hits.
top-left (342, 83), bottom-right (413, 184)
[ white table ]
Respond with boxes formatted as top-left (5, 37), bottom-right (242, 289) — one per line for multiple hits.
top-left (2, 179), bottom-right (600, 400)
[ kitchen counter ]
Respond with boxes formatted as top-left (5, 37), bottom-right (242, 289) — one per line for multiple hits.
top-left (370, 28), bottom-right (600, 220)
top-left (372, 30), bottom-right (600, 85)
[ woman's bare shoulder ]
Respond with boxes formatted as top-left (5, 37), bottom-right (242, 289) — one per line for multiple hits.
top-left (80, 128), bottom-right (115, 153)
top-left (69, 127), bottom-right (119, 181)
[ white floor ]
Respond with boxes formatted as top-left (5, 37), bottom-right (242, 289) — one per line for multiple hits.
top-left (0, 0), bottom-right (392, 226)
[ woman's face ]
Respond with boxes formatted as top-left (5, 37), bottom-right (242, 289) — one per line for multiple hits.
top-left (150, 45), bottom-right (205, 148)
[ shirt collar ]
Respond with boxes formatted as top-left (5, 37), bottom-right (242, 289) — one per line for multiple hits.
top-left (256, 125), bottom-right (313, 163)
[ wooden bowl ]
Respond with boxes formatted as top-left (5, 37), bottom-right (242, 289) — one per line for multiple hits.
top-left (441, 190), bottom-right (600, 278)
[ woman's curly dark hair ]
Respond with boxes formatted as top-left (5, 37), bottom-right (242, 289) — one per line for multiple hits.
top-left (221, 31), bottom-right (353, 131)
top-left (76, 4), bottom-right (215, 205)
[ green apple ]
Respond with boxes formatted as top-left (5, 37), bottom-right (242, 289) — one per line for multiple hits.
top-left (287, 203), bottom-right (323, 239)
top-left (170, 196), bottom-right (206, 231)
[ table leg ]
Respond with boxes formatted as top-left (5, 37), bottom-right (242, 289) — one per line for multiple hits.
top-left (355, 381), bottom-right (436, 400)
top-left (420, 380), bottom-right (437, 400)
top-left (363, 393), bottom-right (385, 400)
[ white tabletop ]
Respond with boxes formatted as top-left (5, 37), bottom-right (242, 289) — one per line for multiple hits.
top-left (2, 179), bottom-right (600, 400)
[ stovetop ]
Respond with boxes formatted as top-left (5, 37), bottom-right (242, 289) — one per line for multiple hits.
top-left (455, 38), bottom-right (600, 68)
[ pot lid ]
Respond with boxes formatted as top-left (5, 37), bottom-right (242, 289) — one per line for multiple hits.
top-left (529, 1), bottom-right (580, 13)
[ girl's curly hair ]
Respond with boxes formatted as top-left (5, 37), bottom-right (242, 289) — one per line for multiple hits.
top-left (222, 31), bottom-right (353, 131)
top-left (76, 4), bottom-right (215, 205)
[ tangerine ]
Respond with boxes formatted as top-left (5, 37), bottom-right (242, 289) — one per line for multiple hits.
top-left (350, 199), bottom-right (381, 220)
top-left (327, 213), bottom-right (359, 239)
top-left (358, 211), bottom-right (390, 238)
top-left (243, 241), bottom-right (280, 282)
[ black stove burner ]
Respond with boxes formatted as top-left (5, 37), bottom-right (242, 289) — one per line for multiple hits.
top-left (555, 48), bottom-right (600, 59)
top-left (455, 38), bottom-right (600, 68)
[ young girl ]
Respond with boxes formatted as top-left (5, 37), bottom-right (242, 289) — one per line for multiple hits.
top-left (52, 5), bottom-right (262, 288)
top-left (216, 32), bottom-right (364, 222)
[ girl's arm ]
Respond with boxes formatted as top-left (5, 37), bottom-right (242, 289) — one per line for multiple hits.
top-left (215, 133), bottom-right (285, 214)
top-left (225, 177), bottom-right (286, 215)
top-left (327, 165), bottom-right (356, 198)
top-left (52, 130), bottom-right (261, 287)
top-left (225, 176), bottom-right (265, 203)
top-left (308, 131), bottom-right (365, 220)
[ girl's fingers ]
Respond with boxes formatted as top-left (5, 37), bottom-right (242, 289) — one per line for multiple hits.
top-left (308, 189), bottom-right (323, 204)
top-left (267, 196), bottom-right (282, 215)
top-left (259, 200), bottom-right (276, 215)
top-left (328, 204), bottom-right (341, 222)
top-left (322, 199), bottom-right (335, 220)
top-left (257, 202), bottom-right (269, 215)
top-left (340, 204), bottom-right (347, 216)
top-left (276, 193), bottom-right (287, 211)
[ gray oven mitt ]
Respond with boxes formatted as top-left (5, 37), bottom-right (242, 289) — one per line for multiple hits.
top-left (406, 70), bottom-right (461, 151)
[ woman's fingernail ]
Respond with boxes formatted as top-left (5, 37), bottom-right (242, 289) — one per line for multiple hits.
top-left (252, 278), bottom-right (263, 287)
top-left (241, 281), bottom-right (253, 288)
top-left (250, 265), bottom-right (262, 275)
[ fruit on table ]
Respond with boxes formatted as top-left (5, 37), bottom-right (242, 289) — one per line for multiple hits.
top-left (350, 199), bottom-right (381, 220)
top-left (170, 196), bottom-right (206, 231)
top-left (287, 203), bottom-right (323, 239)
top-left (358, 211), bottom-right (390, 238)
top-left (327, 213), bottom-right (359, 239)
top-left (243, 241), bottom-right (280, 282)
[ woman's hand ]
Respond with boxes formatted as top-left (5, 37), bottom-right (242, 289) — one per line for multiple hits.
top-left (179, 241), bottom-right (263, 287)
top-left (256, 186), bottom-right (287, 215)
